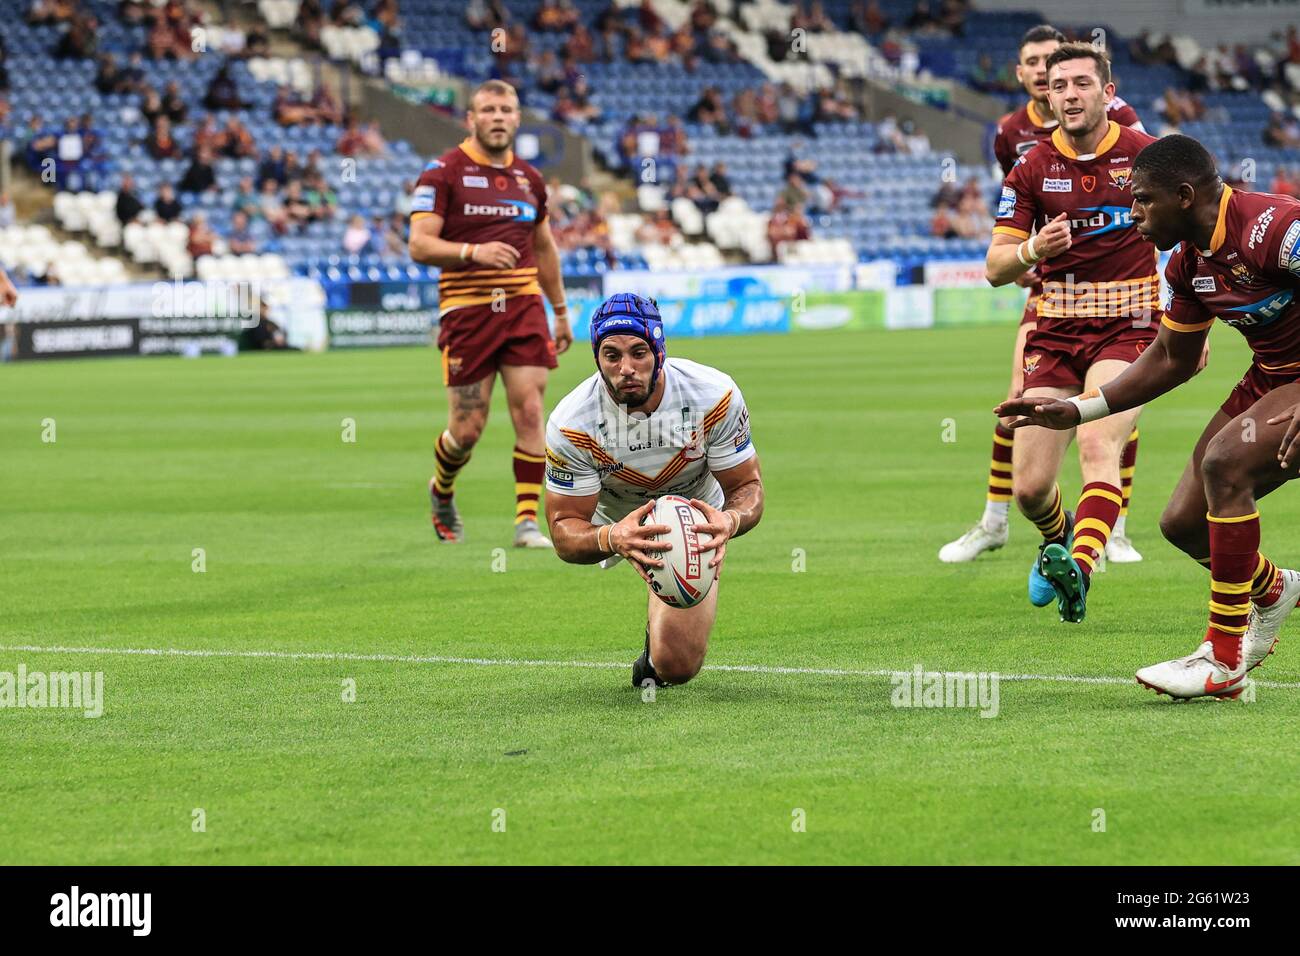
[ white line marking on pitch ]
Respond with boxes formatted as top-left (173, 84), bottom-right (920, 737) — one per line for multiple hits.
top-left (2, 643), bottom-right (1298, 689)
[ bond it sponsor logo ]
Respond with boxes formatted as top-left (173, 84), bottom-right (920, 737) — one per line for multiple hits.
top-left (1042, 178), bottom-right (1073, 193)
top-left (1069, 205), bottom-right (1133, 237)
top-left (1249, 206), bottom-right (1276, 250)
top-left (463, 201), bottom-right (537, 221)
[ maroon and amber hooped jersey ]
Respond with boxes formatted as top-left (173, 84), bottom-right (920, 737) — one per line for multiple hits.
top-left (994, 121), bottom-right (1159, 328)
top-left (411, 137), bottom-right (549, 317)
top-left (1162, 185), bottom-right (1300, 368)
top-left (993, 96), bottom-right (1143, 176)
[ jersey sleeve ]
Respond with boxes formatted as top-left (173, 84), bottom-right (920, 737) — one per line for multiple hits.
top-left (1109, 98), bottom-right (1145, 131)
top-left (705, 382), bottom-right (756, 473)
top-left (992, 155), bottom-right (1038, 241)
top-left (992, 118), bottom-right (1015, 177)
top-left (1160, 246), bottom-right (1214, 333)
top-left (528, 166), bottom-right (549, 223)
top-left (544, 416), bottom-right (602, 497)
top-left (410, 159), bottom-right (450, 223)
top-left (1258, 208), bottom-right (1300, 286)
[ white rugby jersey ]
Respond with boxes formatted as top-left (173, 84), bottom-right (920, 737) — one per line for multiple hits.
top-left (544, 357), bottom-right (755, 524)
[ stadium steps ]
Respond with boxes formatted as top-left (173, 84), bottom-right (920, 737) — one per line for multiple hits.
top-left (9, 168), bottom-right (157, 283)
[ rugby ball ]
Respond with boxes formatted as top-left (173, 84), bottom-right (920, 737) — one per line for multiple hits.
top-left (643, 495), bottom-right (717, 608)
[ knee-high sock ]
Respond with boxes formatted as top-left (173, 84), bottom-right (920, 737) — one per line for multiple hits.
top-left (513, 446), bottom-right (545, 525)
top-left (1115, 427), bottom-right (1139, 534)
top-left (433, 430), bottom-right (470, 503)
top-left (1071, 482), bottom-right (1122, 580)
top-left (1206, 511), bottom-right (1276, 668)
top-left (1026, 483), bottom-right (1067, 543)
top-left (984, 423), bottom-right (1014, 524)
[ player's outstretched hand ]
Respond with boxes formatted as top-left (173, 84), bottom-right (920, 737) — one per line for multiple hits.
top-left (1266, 404), bottom-right (1300, 469)
top-left (553, 314), bottom-right (573, 354)
top-left (613, 499), bottom-right (671, 583)
top-left (1196, 339), bottom-right (1211, 376)
top-left (1034, 212), bottom-right (1072, 260)
top-left (0, 269), bottom-right (18, 308)
top-left (993, 396), bottom-right (1081, 430)
top-left (689, 498), bottom-right (735, 576)
top-left (471, 241), bottom-right (520, 270)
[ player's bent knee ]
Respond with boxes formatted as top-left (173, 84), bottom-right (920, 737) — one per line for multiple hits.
top-left (1200, 439), bottom-right (1251, 497)
top-left (1013, 478), bottom-right (1055, 514)
top-left (654, 649), bottom-right (704, 685)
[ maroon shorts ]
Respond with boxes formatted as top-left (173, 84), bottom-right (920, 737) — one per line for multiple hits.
top-left (1220, 364), bottom-right (1300, 419)
top-left (1021, 320), bottom-right (1157, 392)
top-left (438, 294), bottom-right (556, 387)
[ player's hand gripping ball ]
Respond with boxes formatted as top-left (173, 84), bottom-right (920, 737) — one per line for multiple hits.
top-left (642, 495), bottom-right (717, 608)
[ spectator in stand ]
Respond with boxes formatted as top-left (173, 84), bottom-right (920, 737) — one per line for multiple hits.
top-left (234, 176), bottom-right (260, 218)
top-left (950, 191), bottom-right (992, 239)
top-left (274, 85), bottom-right (314, 126)
top-left (635, 208), bottom-right (680, 246)
top-left (54, 116), bottom-right (83, 189)
top-left (533, 0), bottom-right (570, 32)
top-left (394, 179), bottom-right (415, 218)
top-left (709, 162), bottom-right (732, 199)
top-left (792, 1), bottom-right (834, 33)
top-left (766, 198), bottom-right (811, 256)
top-left (95, 53), bottom-right (128, 94)
top-left (906, 0), bottom-right (937, 32)
top-left (1271, 166), bottom-right (1300, 199)
top-left (219, 117), bottom-right (257, 159)
top-left (186, 212), bottom-right (216, 258)
top-left (901, 119), bottom-right (930, 155)
top-left (309, 82), bottom-right (344, 125)
top-left (930, 203), bottom-right (956, 238)
top-left (1265, 112), bottom-right (1300, 148)
top-left (296, 0), bottom-right (325, 47)
top-left (162, 81), bottom-right (188, 124)
top-left (360, 121), bottom-right (387, 156)
top-left (283, 180), bottom-right (312, 229)
top-left (969, 53), bottom-right (1017, 95)
top-left (115, 173), bottom-right (144, 225)
top-left (563, 23), bottom-right (596, 63)
top-left (257, 145), bottom-right (288, 188)
top-left (465, 0), bottom-right (508, 31)
top-left (687, 86), bottom-right (729, 133)
top-left (54, 12), bottom-right (98, 61)
top-left (850, 0), bottom-right (889, 36)
top-left (144, 115), bottom-right (182, 160)
top-left (193, 115), bottom-right (223, 154)
top-left (21, 115), bottom-right (57, 173)
top-left (304, 170), bottom-right (337, 221)
top-left (284, 150), bottom-right (306, 184)
top-left (659, 114), bottom-right (688, 155)
top-left (154, 182), bottom-right (183, 222)
top-left (259, 178), bottom-right (289, 233)
top-left (342, 213), bottom-right (371, 254)
top-left (205, 61), bottom-right (248, 111)
top-left (179, 146), bottom-right (217, 194)
top-left (937, 0), bottom-right (968, 36)
top-left (227, 211), bottom-right (258, 255)
top-left (335, 116), bottom-right (367, 156)
top-left (532, 49), bottom-right (566, 94)
top-left (775, 83), bottom-right (806, 134)
top-left (780, 172), bottom-right (809, 210)
top-left (689, 164), bottom-right (722, 214)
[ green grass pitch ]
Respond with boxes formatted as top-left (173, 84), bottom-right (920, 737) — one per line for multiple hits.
top-left (2, 322), bottom-right (1298, 865)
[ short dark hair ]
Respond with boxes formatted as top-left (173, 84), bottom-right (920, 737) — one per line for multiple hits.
top-left (1020, 24), bottom-right (1065, 54)
top-left (1045, 42), bottom-right (1112, 87)
top-left (1133, 134), bottom-right (1220, 192)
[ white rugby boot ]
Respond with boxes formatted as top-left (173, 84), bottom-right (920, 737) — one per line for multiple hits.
top-left (939, 519), bottom-right (1008, 563)
top-left (1243, 568), bottom-right (1300, 671)
top-left (1135, 641), bottom-right (1248, 700)
top-left (513, 518), bottom-right (553, 549)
